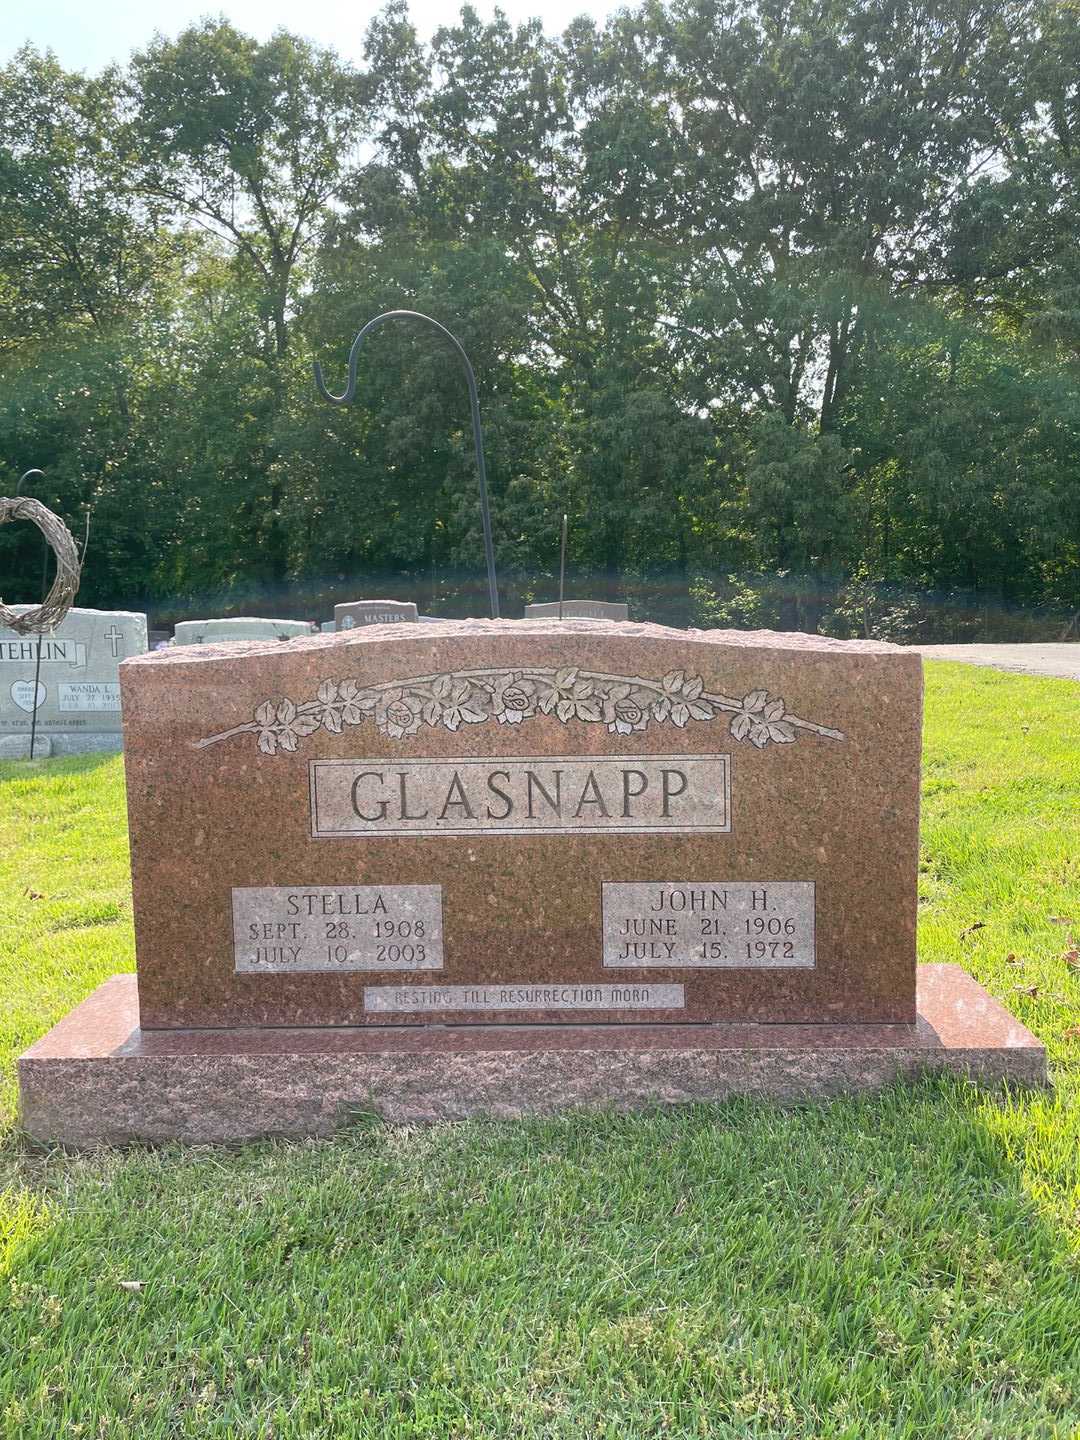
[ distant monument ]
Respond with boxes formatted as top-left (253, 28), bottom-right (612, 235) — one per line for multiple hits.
top-left (524, 600), bottom-right (629, 621)
top-left (172, 618), bottom-right (315, 645)
top-left (334, 600), bottom-right (418, 629)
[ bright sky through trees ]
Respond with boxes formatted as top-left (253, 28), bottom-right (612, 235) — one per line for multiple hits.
top-left (0, 0), bottom-right (616, 73)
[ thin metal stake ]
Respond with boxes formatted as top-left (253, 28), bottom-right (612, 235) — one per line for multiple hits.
top-left (15, 470), bottom-right (45, 758)
top-left (314, 310), bottom-right (500, 619)
top-left (558, 513), bottom-right (568, 621)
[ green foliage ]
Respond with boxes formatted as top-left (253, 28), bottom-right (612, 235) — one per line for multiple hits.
top-left (1, 0), bottom-right (1079, 631)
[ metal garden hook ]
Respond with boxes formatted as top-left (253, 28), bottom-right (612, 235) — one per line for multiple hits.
top-left (314, 309), bottom-right (500, 619)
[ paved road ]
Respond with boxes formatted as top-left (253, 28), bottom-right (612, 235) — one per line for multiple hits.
top-left (914, 643), bottom-right (1080, 681)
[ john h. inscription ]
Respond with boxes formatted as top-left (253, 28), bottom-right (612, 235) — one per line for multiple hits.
top-left (603, 882), bottom-right (815, 967)
top-left (310, 754), bottom-right (731, 838)
top-left (232, 885), bottom-right (443, 972)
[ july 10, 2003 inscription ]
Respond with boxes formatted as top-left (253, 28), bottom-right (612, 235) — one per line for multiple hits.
top-left (232, 885), bottom-right (444, 973)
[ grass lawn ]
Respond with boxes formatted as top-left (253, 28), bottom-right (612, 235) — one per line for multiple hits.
top-left (1, 660), bottom-right (1078, 1439)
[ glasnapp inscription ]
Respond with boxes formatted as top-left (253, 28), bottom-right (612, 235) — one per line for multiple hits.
top-left (602, 882), bottom-right (815, 967)
top-left (310, 754), bottom-right (731, 838)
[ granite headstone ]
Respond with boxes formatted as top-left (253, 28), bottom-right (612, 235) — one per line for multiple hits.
top-left (525, 600), bottom-right (629, 621)
top-left (123, 620), bottom-right (922, 1029)
top-left (334, 600), bottom-right (418, 629)
top-left (173, 618), bottom-right (315, 645)
top-left (18, 619), bottom-right (1045, 1141)
top-left (0, 606), bottom-right (147, 757)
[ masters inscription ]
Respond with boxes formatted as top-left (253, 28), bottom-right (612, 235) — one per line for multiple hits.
top-left (602, 882), bottom-right (815, 967)
top-left (309, 753), bottom-right (730, 838)
top-left (232, 885), bottom-right (443, 972)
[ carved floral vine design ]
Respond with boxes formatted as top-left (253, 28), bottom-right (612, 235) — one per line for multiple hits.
top-left (193, 667), bottom-right (845, 755)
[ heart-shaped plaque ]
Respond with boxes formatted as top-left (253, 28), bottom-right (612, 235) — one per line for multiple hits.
top-left (10, 680), bottom-right (46, 713)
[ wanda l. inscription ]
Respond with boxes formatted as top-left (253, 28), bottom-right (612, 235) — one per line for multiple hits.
top-left (232, 884), bottom-right (443, 972)
top-left (602, 882), bottom-right (815, 967)
top-left (309, 754), bottom-right (731, 838)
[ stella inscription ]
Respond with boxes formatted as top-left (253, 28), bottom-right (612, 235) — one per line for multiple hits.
top-left (309, 754), bottom-right (731, 838)
top-left (602, 882), bottom-right (815, 967)
top-left (232, 885), bottom-right (443, 972)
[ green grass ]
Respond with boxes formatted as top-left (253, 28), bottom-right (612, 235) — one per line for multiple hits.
top-left (0, 661), bottom-right (1078, 1439)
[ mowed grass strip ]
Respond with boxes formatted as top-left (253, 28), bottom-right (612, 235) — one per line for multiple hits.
top-left (0, 661), bottom-right (1077, 1439)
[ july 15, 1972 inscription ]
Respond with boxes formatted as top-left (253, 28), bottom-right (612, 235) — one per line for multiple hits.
top-left (602, 882), bottom-right (815, 967)
top-left (309, 754), bottom-right (731, 838)
top-left (232, 885), bottom-right (444, 973)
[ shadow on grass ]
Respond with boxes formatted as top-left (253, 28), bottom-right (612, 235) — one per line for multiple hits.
top-left (1, 1076), bottom-right (1078, 1439)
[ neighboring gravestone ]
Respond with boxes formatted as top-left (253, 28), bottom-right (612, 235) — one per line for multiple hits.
top-left (525, 600), bottom-right (629, 621)
top-left (0, 606), bottom-right (147, 757)
top-left (18, 619), bottom-right (1045, 1143)
top-left (334, 600), bottom-right (418, 629)
top-left (173, 618), bottom-right (315, 645)
top-left (320, 621), bottom-right (336, 633)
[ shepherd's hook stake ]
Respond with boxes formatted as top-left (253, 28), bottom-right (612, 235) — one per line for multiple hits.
top-left (314, 310), bottom-right (500, 619)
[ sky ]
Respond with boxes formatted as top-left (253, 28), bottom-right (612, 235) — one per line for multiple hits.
top-left (1, 0), bottom-right (618, 74)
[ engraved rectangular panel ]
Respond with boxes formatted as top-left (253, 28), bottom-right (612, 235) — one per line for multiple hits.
top-left (310, 754), bottom-right (730, 838)
top-left (603, 882), bottom-right (815, 967)
top-left (232, 885), bottom-right (443, 973)
top-left (58, 681), bottom-right (121, 712)
top-left (364, 981), bottom-right (685, 1013)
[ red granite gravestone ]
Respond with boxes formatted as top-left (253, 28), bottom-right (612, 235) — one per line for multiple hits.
top-left (17, 620), bottom-right (1045, 1143)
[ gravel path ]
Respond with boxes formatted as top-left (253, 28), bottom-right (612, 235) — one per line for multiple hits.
top-left (913, 643), bottom-right (1080, 681)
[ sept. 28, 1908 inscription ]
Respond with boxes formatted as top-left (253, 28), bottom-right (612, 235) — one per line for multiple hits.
top-left (232, 885), bottom-right (444, 973)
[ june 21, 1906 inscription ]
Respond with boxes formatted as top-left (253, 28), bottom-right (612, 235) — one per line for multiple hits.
top-left (232, 885), bottom-right (443, 973)
top-left (602, 882), bottom-right (815, 967)
top-left (309, 754), bottom-right (730, 838)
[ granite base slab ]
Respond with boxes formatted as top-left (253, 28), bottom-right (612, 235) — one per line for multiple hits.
top-left (18, 965), bottom-right (1046, 1146)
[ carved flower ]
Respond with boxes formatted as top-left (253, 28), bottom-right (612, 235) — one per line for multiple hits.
top-left (254, 699), bottom-right (279, 755)
top-left (603, 683), bottom-right (651, 735)
top-left (536, 667), bottom-right (602, 723)
top-left (254, 697), bottom-right (320, 754)
top-left (376, 688), bottom-right (424, 738)
top-left (313, 679), bottom-right (343, 733)
top-left (336, 679), bottom-right (372, 727)
top-left (490, 673), bottom-right (537, 724)
top-left (422, 675), bottom-right (487, 731)
top-left (730, 690), bottom-right (795, 748)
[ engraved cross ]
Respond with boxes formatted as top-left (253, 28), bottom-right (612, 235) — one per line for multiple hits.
top-left (104, 625), bottom-right (124, 657)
